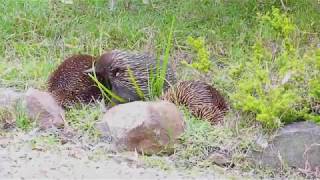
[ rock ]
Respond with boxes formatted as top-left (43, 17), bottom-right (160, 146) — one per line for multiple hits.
top-left (208, 152), bottom-right (231, 167)
top-left (95, 101), bottom-right (186, 155)
top-left (253, 121), bottom-right (320, 171)
top-left (25, 88), bottom-right (65, 129)
top-left (0, 88), bottom-right (24, 108)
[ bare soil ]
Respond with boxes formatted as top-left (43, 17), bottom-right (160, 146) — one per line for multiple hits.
top-left (0, 130), bottom-right (227, 180)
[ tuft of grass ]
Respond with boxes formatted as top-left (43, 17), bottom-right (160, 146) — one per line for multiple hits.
top-left (171, 107), bottom-right (262, 171)
top-left (141, 156), bottom-right (172, 171)
top-left (157, 16), bottom-right (176, 93)
top-left (0, 108), bottom-right (14, 129)
top-left (65, 103), bottom-right (104, 139)
top-left (148, 16), bottom-right (175, 99)
top-left (14, 101), bottom-right (32, 131)
top-left (30, 134), bottom-right (60, 151)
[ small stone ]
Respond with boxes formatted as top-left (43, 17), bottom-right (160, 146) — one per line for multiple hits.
top-left (253, 121), bottom-right (320, 171)
top-left (68, 148), bottom-right (85, 159)
top-left (96, 101), bottom-right (186, 155)
top-left (208, 152), bottom-right (231, 167)
top-left (59, 126), bottom-right (76, 144)
top-left (25, 88), bottom-right (65, 130)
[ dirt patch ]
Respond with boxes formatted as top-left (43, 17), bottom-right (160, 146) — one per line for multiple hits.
top-left (0, 131), bottom-right (224, 179)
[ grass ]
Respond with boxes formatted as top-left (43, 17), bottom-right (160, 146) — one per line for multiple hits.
top-left (0, 0), bottom-right (319, 178)
top-left (14, 101), bottom-right (32, 131)
top-left (65, 102), bottom-right (105, 139)
top-left (30, 134), bottom-right (60, 151)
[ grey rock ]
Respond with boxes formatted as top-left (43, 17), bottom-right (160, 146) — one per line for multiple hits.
top-left (208, 152), bottom-right (231, 167)
top-left (0, 88), bottom-right (24, 109)
top-left (253, 121), bottom-right (320, 171)
top-left (96, 101), bottom-right (186, 155)
top-left (25, 88), bottom-right (65, 129)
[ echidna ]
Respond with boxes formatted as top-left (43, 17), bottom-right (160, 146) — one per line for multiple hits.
top-left (48, 54), bottom-right (104, 108)
top-left (85, 50), bottom-right (176, 104)
top-left (161, 80), bottom-right (229, 124)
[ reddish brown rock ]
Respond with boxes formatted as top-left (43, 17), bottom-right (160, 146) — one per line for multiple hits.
top-left (96, 101), bottom-right (185, 155)
top-left (25, 88), bottom-right (65, 129)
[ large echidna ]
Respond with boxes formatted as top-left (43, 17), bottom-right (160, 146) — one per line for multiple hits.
top-left (48, 54), bottom-right (104, 108)
top-left (161, 80), bottom-right (229, 124)
top-left (85, 50), bottom-right (176, 104)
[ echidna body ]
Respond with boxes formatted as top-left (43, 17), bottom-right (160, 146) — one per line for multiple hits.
top-left (90, 50), bottom-right (176, 104)
top-left (48, 54), bottom-right (103, 108)
top-left (161, 80), bottom-right (228, 124)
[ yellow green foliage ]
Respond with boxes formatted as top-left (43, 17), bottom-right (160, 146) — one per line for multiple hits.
top-left (309, 50), bottom-right (320, 100)
top-left (230, 7), bottom-right (319, 129)
top-left (183, 7), bottom-right (319, 130)
top-left (182, 36), bottom-right (212, 73)
top-left (258, 7), bottom-right (295, 38)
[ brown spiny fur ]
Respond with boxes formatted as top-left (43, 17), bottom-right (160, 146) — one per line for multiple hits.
top-left (93, 50), bottom-right (176, 103)
top-left (161, 80), bottom-right (229, 124)
top-left (47, 54), bottom-right (103, 108)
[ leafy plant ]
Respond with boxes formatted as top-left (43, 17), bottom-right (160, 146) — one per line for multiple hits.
top-left (182, 36), bottom-right (213, 73)
top-left (66, 103), bottom-right (103, 139)
top-left (229, 7), bottom-right (319, 129)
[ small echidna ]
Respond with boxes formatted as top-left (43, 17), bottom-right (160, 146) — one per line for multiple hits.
top-left (161, 80), bottom-right (229, 124)
top-left (85, 50), bottom-right (176, 104)
top-left (48, 54), bottom-right (103, 108)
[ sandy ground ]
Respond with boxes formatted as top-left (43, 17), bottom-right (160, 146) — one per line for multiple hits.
top-left (0, 130), bottom-right (226, 180)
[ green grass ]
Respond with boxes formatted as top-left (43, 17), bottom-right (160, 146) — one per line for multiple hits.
top-left (29, 134), bottom-right (60, 151)
top-left (1, 0), bottom-right (318, 89)
top-left (65, 103), bottom-right (104, 139)
top-left (0, 0), bottom-right (319, 178)
top-left (14, 101), bottom-right (33, 131)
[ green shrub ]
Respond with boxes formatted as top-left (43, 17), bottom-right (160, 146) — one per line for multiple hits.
top-left (183, 7), bottom-right (319, 130)
top-left (182, 36), bottom-right (213, 73)
top-left (229, 7), bottom-right (319, 129)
